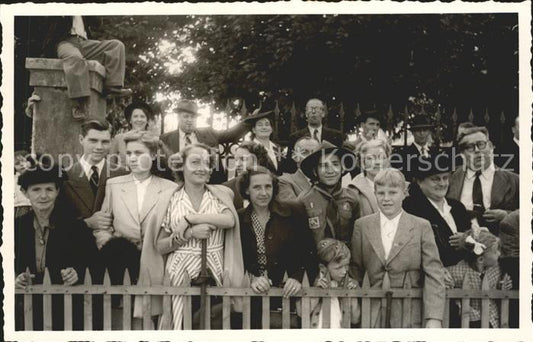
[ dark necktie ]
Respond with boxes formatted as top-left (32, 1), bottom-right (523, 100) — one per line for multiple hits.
top-left (472, 170), bottom-right (485, 223)
top-left (185, 133), bottom-right (192, 146)
top-left (313, 129), bottom-right (319, 142)
top-left (90, 165), bottom-right (99, 195)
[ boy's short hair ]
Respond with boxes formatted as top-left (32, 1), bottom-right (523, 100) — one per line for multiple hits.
top-left (80, 119), bottom-right (110, 137)
top-left (374, 168), bottom-right (407, 191)
top-left (317, 238), bottom-right (351, 264)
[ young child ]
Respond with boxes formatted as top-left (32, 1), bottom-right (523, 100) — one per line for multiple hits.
top-left (445, 225), bottom-right (512, 328)
top-left (310, 238), bottom-right (360, 328)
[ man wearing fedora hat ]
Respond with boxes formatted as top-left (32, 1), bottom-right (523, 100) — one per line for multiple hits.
top-left (161, 99), bottom-right (255, 184)
top-left (396, 115), bottom-right (439, 181)
top-left (403, 153), bottom-right (471, 267)
top-left (297, 141), bottom-right (361, 249)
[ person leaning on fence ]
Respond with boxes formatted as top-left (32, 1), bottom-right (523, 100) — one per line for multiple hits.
top-left (350, 168), bottom-right (445, 328)
top-left (344, 138), bottom-right (391, 217)
top-left (155, 143), bottom-right (244, 330)
top-left (447, 126), bottom-right (519, 236)
top-left (94, 131), bottom-right (178, 329)
top-left (277, 136), bottom-right (321, 202)
top-left (402, 153), bottom-right (471, 267)
top-left (309, 238), bottom-right (360, 329)
top-left (237, 166), bottom-right (318, 328)
top-left (223, 141), bottom-right (277, 210)
top-left (15, 161), bottom-right (98, 330)
top-left (109, 101), bottom-right (156, 167)
top-left (297, 141), bottom-right (361, 249)
top-left (444, 226), bottom-right (512, 328)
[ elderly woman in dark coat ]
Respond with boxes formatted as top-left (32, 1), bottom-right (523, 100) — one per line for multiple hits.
top-left (15, 162), bottom-right (97, 330)
top-left (237, 166), bottom-right (318, 328)
top-left (402, 153), bottom-right (471, 267)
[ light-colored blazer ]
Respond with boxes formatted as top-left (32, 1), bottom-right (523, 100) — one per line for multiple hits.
top-left (350, 211), bottom-right (445, 328)
top-left (347, 173), bottom-right (379, 218)
top-left (97, 174), bottom-right (179, 318)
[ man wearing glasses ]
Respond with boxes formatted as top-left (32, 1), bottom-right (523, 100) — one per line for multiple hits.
top-left (289, 98), bottom-right (345, 149)
top-left (447, 126), bottom-right (519, 235)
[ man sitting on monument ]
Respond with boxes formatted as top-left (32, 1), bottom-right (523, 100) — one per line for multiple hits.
top-left (33, 16), bottom-right (132, 118)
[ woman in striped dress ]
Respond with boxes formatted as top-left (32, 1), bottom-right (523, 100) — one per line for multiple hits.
top-left (156, 143), bottom-right (244, 329)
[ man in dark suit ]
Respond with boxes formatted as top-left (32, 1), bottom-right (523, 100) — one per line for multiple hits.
top-left (447, 126), bottom-right (519, 235)
top-left (396, 115), bottom-right (439, 180)
top-left (403, 153), bottom-right (470, 267)
top-left (161, 100), bottom-right (253, 184)
top-left (61, 120), bottom-right (127, 228)
top-left (495, 116), bottom-right (519, 174)
top-left (289, 98), bottom-right (345, 149)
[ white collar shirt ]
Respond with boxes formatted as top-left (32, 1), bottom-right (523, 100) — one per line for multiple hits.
top-left (379, 210), bottom-right (403, 260)
top-left (513, 137), bottom-right (519, 146)
top-left (428, 198), bottom-right (458, 234)
top-left (133, 175), bottom-right (152, 213)
top-left (308, 125), bottom-right (323, 142)
top-left (79, 156), bottom-right (105, 181)
top-left (253, 138), bottom-right (278, 169)
top-left (413, 142), bottom-right (430, 157)
top-left (179, 128), bottom-right (198, 151)
top-left (460, 163), bottom-right (495, 211)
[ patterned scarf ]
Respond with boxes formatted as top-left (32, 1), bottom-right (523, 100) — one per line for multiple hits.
top-left (250, 210), bottom-right (270, 275)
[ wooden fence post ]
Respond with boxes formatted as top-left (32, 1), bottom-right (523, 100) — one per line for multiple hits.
top-left (461, 274), bottom-right (471, 328)
top-left (42, 268), bottom-right (52, 331)
top-left (300, 271), bottom-right (311, 329)
top-left (221, 271), bottom-right (232, 330)
top-left (23, 267), bottom-right (33, 330)
top-left (480, 274), bottom-right (490, 328)
top-left (182, 271), bottom-right (192, 330)
top-left (401, 274), bottom-right (412, 328)
top-left (360, 274), bottom-right (371, 328)
top-left (103, 269), bottom-right (112, 330)
top-left (83, 268), bottom-right (93, 330)
top-left (281, 271), bottom-right (291, 329)
top-left (123, 269), bottom-right (132, 330)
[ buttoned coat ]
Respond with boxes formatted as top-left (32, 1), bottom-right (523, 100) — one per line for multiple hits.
top-left (99, 174), bottom-right (179, 318)
top-left (403, 184), bottom-right (470, 267)
top-left (350, 211), bottom-right (445, 327)
top-left (60, 160), bottom-right (127, 219)
top-left (289, 126), bottom-right (345, 150)
top-left (238, 201), bottom-right (318, 286)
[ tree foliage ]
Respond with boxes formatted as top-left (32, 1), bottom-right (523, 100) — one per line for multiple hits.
top-left (15, 14), bottom-right (518, 148)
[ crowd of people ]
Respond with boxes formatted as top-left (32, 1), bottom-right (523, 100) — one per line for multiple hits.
top-left (14, 97), bottom-right (520, 330)
top-left (15, 16), bottom-right (520, 331)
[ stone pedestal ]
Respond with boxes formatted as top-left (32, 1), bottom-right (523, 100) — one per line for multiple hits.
top-left (25, 58), bottom-right (106, 166)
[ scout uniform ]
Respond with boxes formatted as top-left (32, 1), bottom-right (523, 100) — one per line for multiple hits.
top-left (298, 140), bottom-right (361, 248)
top-left (299, 185), bottom-right (360, 248)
